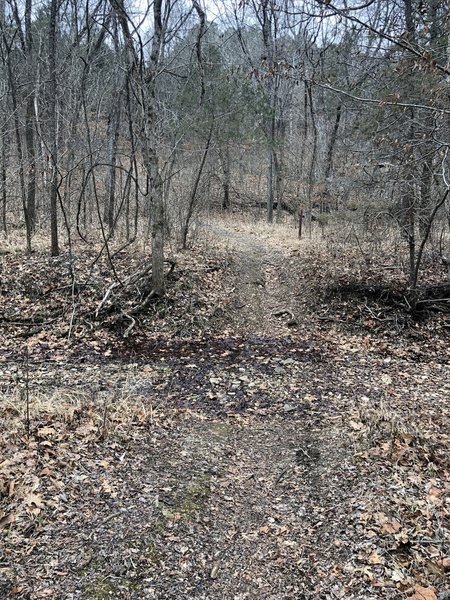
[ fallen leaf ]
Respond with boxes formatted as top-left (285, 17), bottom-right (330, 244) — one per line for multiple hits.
top-left (0, 513), bottom-right (16, 529)
top-left (368, 550), bottom-right (384, 565)
top-left (407, 584), bottom-right (437, 600)
top-left (37, 426), bottom-right (56, 438)
top-left (75, 419), bottom-right (96, 436)
top-left (381, 519), bottom-right (401, 534)
top-left (390, 567), bottom-right (406, 582)
top-left (24, 492), bottom-right (44, 508)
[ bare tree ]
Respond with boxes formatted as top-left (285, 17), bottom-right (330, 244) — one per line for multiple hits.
top-left (48, 0), bottom-right (60, 256)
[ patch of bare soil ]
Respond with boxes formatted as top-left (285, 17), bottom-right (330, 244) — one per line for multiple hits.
top-left (1, 218), bottom-right (449, 600)
top-left (207, 220), bottom-right (304, 335)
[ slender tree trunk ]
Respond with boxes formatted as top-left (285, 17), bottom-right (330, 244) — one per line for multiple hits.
top-left (24, 0), bottom-right (36, 232)
top-left (419, 160), bottom-right (433, 239)
top-left (219, 143), bottom-right (231, 210)
top-left (144, 0), bottom-right (165, 295)
top-left (105, 97), bottom-right (121, 235)
top-left (25, 96), bottom-right (36, 232)
top-left (325, 104), bottom-right (341, 181)
top-left (260, 0), bottom-right (277, 223)
top-left (48, 0), bottom-right (59, 256)
top-left (306, 83), bottom-right (318, 238)
top-left (267, 147), bottom-right (274, 223)
top-left (1, 123), bottom-right (7, 235)
top-left (113, 0), bottom-right (165, 294)
top-left (299, 81), bottom-right (308, 178)
top-left (181, 122), bottom-right (213, 249)
top-left (125, 73), bottom-right (139, 241)
top-left (64, 19), bottom-right (109, 228)
top-left (5, 48), bottom-right (31, 253)
top-left (104, 15), bottom-right (122, 236)
top-left (274, 148), bottom-right (282, 222)
top-left (0, 0), bottom-right (5, 234)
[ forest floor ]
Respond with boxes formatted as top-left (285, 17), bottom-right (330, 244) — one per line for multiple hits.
top-left (0, 214), bottom-right (449, 599)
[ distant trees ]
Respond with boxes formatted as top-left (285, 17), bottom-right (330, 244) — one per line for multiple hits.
top-left (315, 0), bottom-right (450, 301)
top-left (0, 0), bottom-right (447, 300)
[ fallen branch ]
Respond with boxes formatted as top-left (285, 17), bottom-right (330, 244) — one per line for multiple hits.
top-left (122, 312), bottom-right (136, 338)
top-left (416, 297), bottom-right (450, 305)
top-left (92, 259), bottom-right (176, 328)
top-left (95, 282), bottom-right (120, 318)
top-left (130, 289), bottom-right (157, 315)
top-left (272, 308), bottom-right (295, 320)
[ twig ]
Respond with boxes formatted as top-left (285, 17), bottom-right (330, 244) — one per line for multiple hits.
top-left (296, 446), bottom-right (312, 460)
top-left (99, 399), bottom-right (109, 441)
top-left (272, 308), bottom-right (295, 320)
top-left (129, 289), bottom-right (156, 314)
top-left (67, 273), bottom-right (78, 342)
top-left (24, 348), bottom-right (30, 438)
top-left (122, 312), bottom-right (136, 337)
top-left (416, 297), bottom-right (450, 304)
top-left (87, 511), bottom-right (124, 539)
top-left (274, 468), bottom-right (289, 486)
top-left (403, 295), bottom-right (411, 311)
top-left (317, 316), bottom-right (348, 324)
top-left (409, 538), bottom-right (448, 545)
top-left (95, 281), bottom-right (120, 317)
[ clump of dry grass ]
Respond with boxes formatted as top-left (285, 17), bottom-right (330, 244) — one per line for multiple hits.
top-left (0, 386), bottom-right (153, 442)
top-left (207, 210), bottom-right (301, 253)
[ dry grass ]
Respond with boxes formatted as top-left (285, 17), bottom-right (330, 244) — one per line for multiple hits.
top-left (0, 384), bottom-right (155, 441)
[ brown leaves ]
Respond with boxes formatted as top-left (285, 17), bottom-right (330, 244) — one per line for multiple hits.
top-left (75, 418), bottom-right (96, 437)
top-left (0, 512), bottom-right (16, 529)
top-left (0, 226), bottom-right (448, 598)
top-left (368, 550), bottom-right (384, 565)
top-left (380, 517), bottom-right (401, 535)
top-left (408, 584), bottom-right (437, 600)
top-left (23, 492), bottom-right (45, 513)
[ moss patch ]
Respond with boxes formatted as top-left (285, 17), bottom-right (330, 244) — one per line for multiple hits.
top-left (84, 579), bottom-right (117, 599)
top-left (158, 472), bottom-right (212, 524)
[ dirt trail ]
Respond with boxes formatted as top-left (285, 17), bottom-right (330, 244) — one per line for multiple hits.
top-left (209, 220), bottom-right (302, 334)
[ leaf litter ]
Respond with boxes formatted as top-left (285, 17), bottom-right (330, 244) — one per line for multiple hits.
top-left (0, 219), bottom-right (449, 599)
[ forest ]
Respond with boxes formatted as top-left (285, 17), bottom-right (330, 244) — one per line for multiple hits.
top-left (0, 0), bottom-right (449, 598)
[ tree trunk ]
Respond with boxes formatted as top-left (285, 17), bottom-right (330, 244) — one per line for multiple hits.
top-left (4, 41), bottom-right (31, 253)
top-left (146, 0), bottom-right (165, 296)
top-left (181, 122), bottom-right (213, 249)
top-left (419, 160), bottom-right (433, 239)
top-left (48, 0), bottom-right (59, 256)
top-left (1, 124), bottom-right (7, 235)
top-left (219, 143), bottom-right (231, 210)
top-left (306, 83), bottom-right (318, 238)
top-left (274, 148), bottom-right (282, 222)
top-left (267, 147), bottom-right (274, 223)
top-left (113, 0), bottom-right (166, 294)
top-left (0, 0), bottom-right (5, 234)
top-left (25, 96), bottom-right (36, 232)
top-left (104, 16), bottom-right (122, 236)
top-left (325, 104), bottom-right (341, 181)
top-left (261, 0), bottom-right (276, 224)
top-left (24, 0), bottom-right (36, 232)
top-left (105, 98), bottom-right (121, 235)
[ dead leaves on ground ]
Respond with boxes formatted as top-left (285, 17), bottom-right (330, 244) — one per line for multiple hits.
top-left (0, 240), bottom-right (231, 361)
top-left (346, 388), bottom-right (449, 597)
top-left (0, 225), bottom-right (449, 598)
